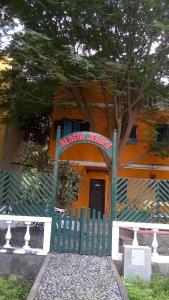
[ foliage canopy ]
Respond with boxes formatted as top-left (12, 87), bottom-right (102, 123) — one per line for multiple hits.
top-left (0, 0), bottom-right (169, 164)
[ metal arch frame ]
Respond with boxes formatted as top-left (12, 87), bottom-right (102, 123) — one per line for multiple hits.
top-left (50, 127), bottom-right (117, 251)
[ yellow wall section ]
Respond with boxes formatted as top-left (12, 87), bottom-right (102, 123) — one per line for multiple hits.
top-left (0, 58), bottom-right (11, 160)
top-left (0, 119), bottom-right (5, 160)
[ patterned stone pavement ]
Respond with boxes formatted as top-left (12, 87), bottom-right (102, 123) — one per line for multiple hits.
top-left (34, 254), bottom-right (123, 300)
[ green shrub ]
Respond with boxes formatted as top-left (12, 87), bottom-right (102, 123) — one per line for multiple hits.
top-left (56, 161), bottom-right (82, 208)
top-left (123, 275), bottom-right (169, 300)
top-left (0, 275), bottom-right (31, 300)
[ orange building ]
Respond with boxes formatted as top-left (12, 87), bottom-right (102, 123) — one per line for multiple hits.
top-left (49, 84), bottom-right (169, 214)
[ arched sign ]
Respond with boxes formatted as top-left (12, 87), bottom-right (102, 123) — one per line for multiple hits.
top-left (58, 131), bottom-right (113, 158)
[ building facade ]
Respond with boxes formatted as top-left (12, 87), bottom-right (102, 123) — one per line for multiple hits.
top-left (49, 84), bottom-right (169, 214)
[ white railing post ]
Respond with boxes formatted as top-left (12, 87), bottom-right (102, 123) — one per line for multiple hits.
top-left (42, 220), bottom-right (52, 254)
top-left (132, 227), bottom-right (139, 246)
top-left (23, 221), bottom-right (31, 250)
top-left (4, 220), bottom-right (12, 248)
top-left (0, 215), bottom-right (52, 255)
top-left (152, 228), bottom-right (159, 258)
top-left (112, 222), bottom-right (120, 260)
top-left (110, 221), bottom-right (169, 264)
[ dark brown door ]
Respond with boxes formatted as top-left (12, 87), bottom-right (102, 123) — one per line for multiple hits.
top-left (89, 179), bottom-right (105, 217)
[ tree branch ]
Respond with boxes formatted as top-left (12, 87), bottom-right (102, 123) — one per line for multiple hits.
top-left (69, 85), bottom-right (111, 171)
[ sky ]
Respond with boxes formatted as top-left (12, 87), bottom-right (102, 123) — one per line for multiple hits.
top-left (0, 17), bottom-right (24, 49)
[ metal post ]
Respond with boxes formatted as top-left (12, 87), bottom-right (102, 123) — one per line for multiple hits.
top-left (50, 126), bottom-right (61, 252)
top-left (111, 130), bottom-right (117, 221)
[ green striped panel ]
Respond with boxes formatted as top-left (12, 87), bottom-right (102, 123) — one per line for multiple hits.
top-left (116, 178), bottom-right (169, 223)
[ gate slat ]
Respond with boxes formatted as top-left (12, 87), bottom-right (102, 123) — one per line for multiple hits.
top-left (85, 208), bottom-right (90, 255)
top-left (73, 208), bottom-right (79, 253)
top-left (67, 209), bottom-right (73, 252)
top-left (96, 212), bottom-right (101, 256)
top-left (80, 208), bottom-right (85, 254)
top-left (91, 209), bottom-right (96, 255)
top-left (102, 214), bottom-right (106, 256)
top-left (56, 213), bottom-right (62, 252)
top-left (62, 214), bottom-right (67, 251)
top-left (107, 218), bottom-right (112, 255)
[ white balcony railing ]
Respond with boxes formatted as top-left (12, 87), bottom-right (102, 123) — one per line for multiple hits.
top-left (0, 215), bottom-right (52, 255)
top-left (112, 221), bottom-right (169, 264)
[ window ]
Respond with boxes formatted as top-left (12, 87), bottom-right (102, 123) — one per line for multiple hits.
top-left (54, 119), bottom-right (90, 137)
top-left (128, 126), bottom-right (137, 144)
top-left (156, 125), bottom-right (169, 144)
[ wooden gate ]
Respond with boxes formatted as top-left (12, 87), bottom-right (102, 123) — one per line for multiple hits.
top-left (54, 208), bottom-right (112, 256)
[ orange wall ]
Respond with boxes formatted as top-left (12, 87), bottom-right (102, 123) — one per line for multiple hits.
top-left (49, 105), bottom-right (108, 162)
top-left (121, 121), bottom-right (169, 166)
top-left (49, 92), bottom-right (169, 212)
top-left (49, 106), bottom-right (169, 178)
top-left (69, 165), bottom-right (109, 214)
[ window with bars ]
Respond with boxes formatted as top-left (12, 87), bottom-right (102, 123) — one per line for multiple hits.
top-left (156, 125), bottom-right (169, 144)
top-left (54, 119), bottom-right (90, 137)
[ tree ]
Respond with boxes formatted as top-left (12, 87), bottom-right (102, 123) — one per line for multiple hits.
top-left (56, 161), bottom-right (81, 208)
top-left (1, 0), bottom-right (169, 170)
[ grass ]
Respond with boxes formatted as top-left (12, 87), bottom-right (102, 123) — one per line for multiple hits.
top-left (0, 275), bottom-right (31, 300)
top-left (123, 275), bottom-right (169, 300)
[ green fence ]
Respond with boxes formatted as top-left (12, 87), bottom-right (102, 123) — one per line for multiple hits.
top-left (116, 178), bottom-right (169, 223)
top-left (0, 171), bottom-right (53, 216)
top-left (54, 208), bottom-right (112, 256)
top-left (1, 171), bottom-right (169, 255)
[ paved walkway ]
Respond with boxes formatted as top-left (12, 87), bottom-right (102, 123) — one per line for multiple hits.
top-left (30, 254), bottom-right (125, 300)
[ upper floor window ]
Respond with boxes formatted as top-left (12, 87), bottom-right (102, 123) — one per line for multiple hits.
top-left (156, 125), bottom-right (169, 144)
top-left (54, 119), bottom-right (90, 137)
top-left (128, 126), bottom-right (137, 144)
